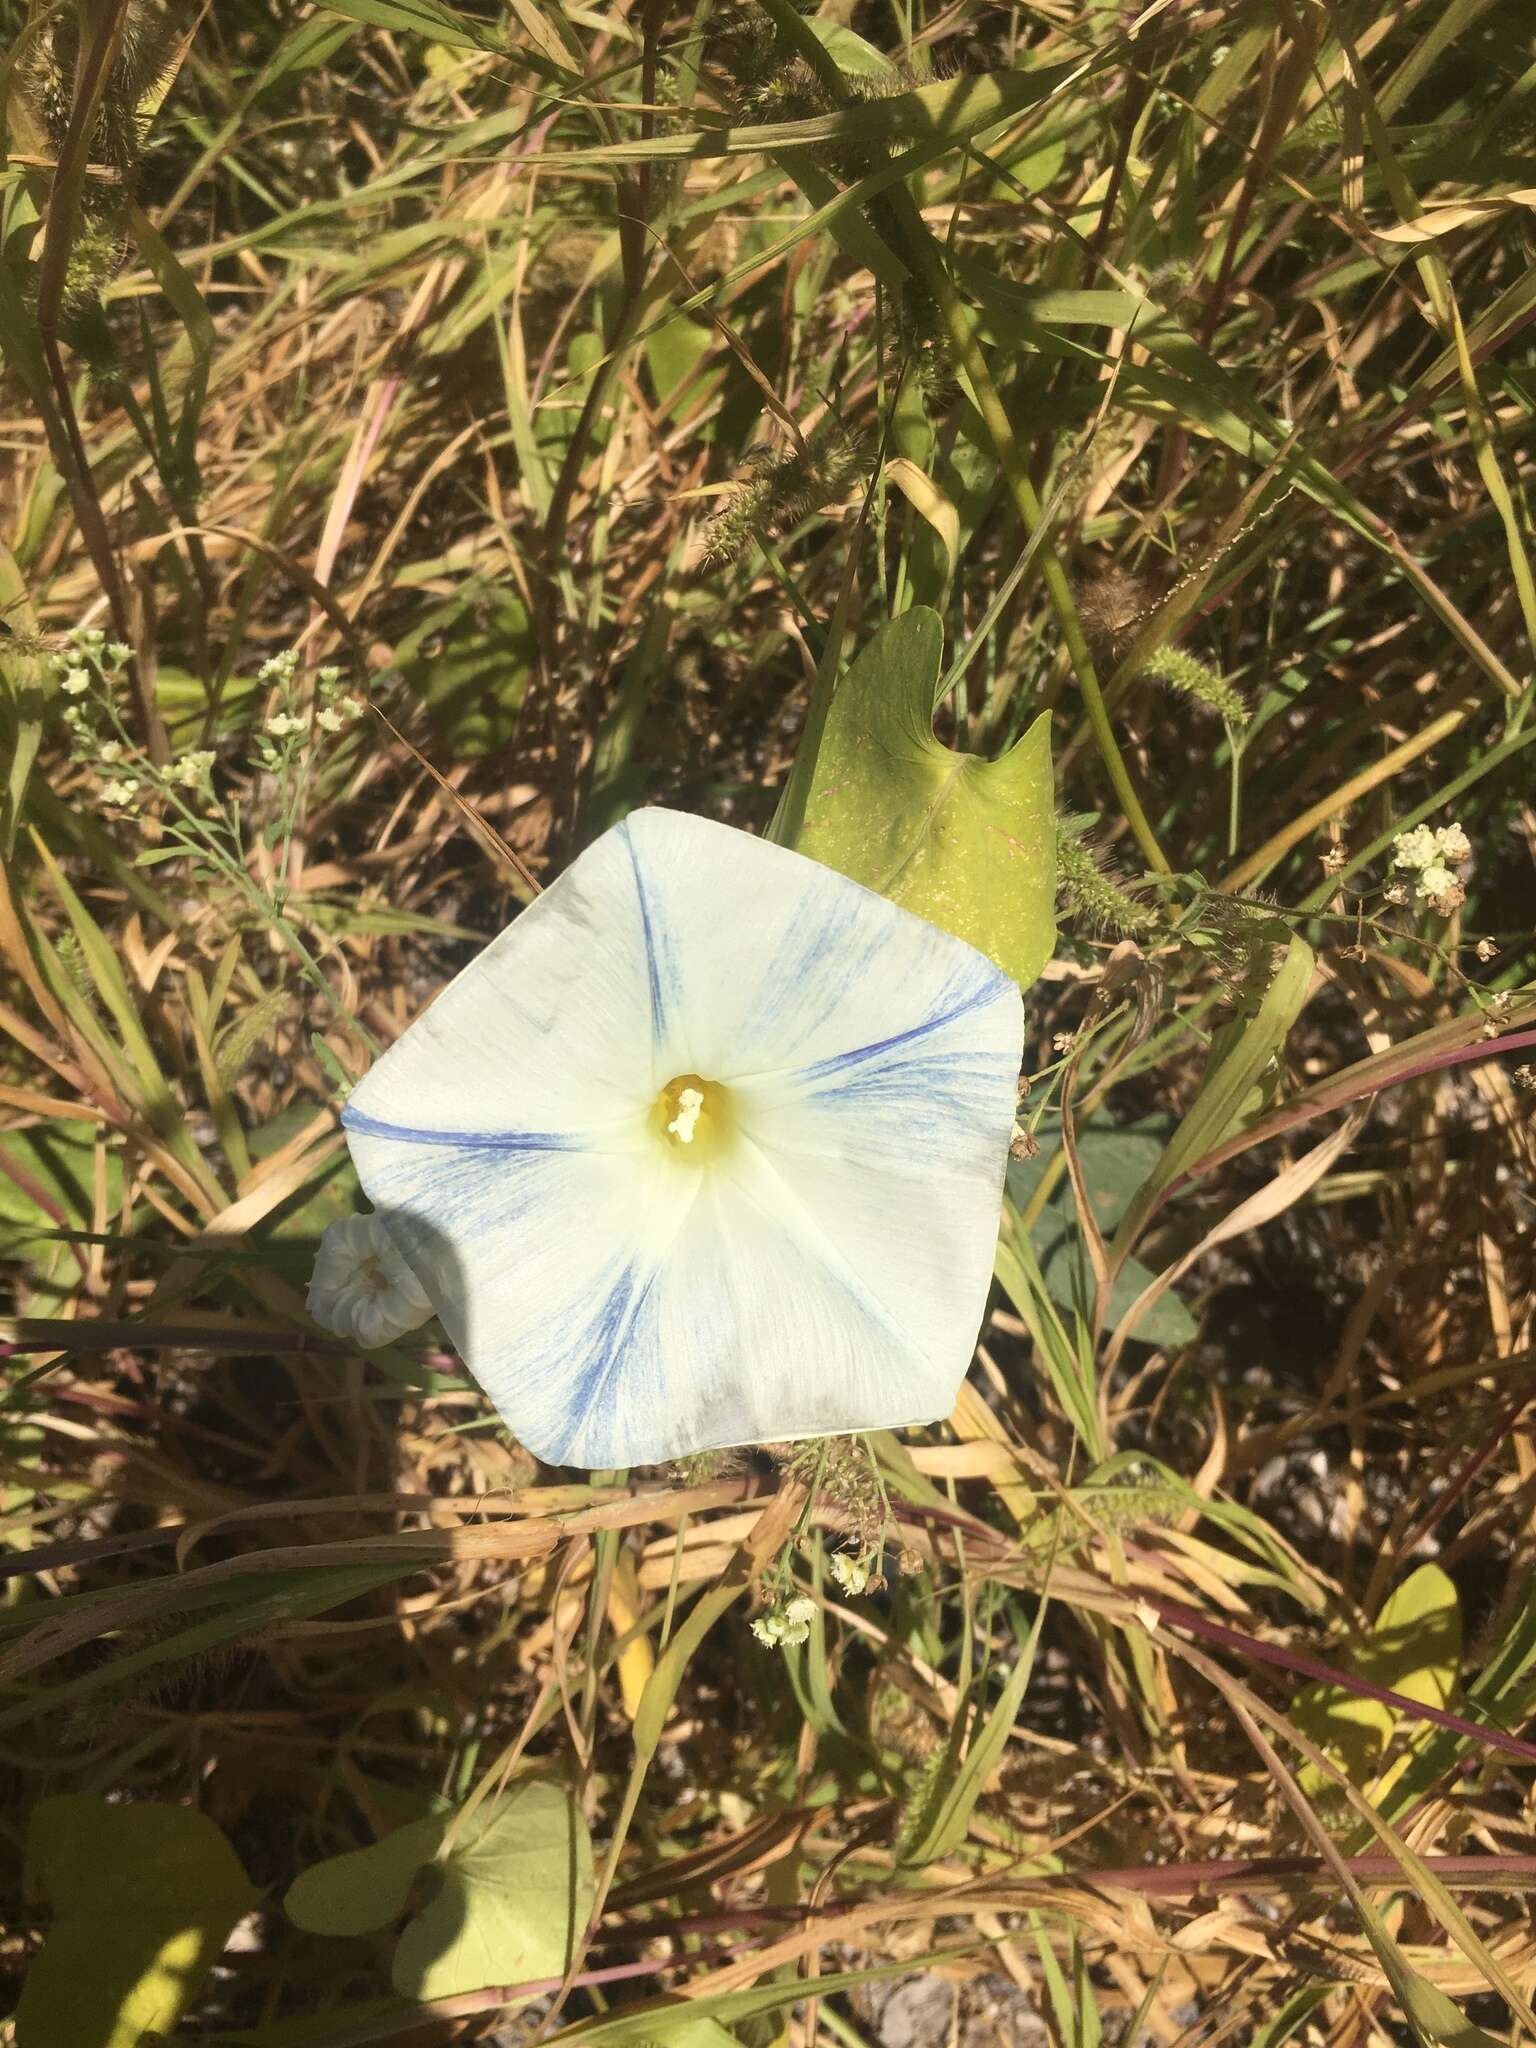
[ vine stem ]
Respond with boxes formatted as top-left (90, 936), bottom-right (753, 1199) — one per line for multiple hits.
top-left (917, 259), bottom-right (1171, 875)
top-left (749, 0), bottom-right (1172, 874)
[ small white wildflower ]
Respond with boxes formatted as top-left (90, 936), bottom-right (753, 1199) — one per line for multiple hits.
top-left (1391, 825), bottom-right (1439, 872)
top-left (169, 749), bottom-right (216, 788)
top-left (1417, 862), bottom-right (1455, 901)
top-left (96, 740), bottom-right (125, 765)
top-left (306, 1213), bottom-right (436, 1348)
top-left (1319, 843), bottom-right (1347, 876)
top-left (265, 712), bottom-right (307, 739)
top-left (105, 641), bottom-right (131, 668)
top-left (752, 1594), bottom-right (817, 1649)
top-left (315, 706), bottom-right (345, 733)
top-left (775, 1595), bottom-right (816, 1646)
top-left (316, 664), bottom-right (343, 692)
top-left (829, 1551), bottom-right (871, 1596)
top-left (340, 694), bottom-right (365, 719)
top-left (1475, 937), bottom-right (1498, 963)
top-left (100, 778), bottom-right (138, 806)
top-left (779, 1595), bottom-right (816, 1643)
top-left (259, 650), bottom-right (301, 684)
top-left (60, 666), bottom-right (91, 696)
top-left (1383, 882), bottom-right (1410, 906)
top-left (1435, 823), bottom-right (1471, 863)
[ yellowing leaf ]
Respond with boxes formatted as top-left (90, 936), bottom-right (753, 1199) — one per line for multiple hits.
top-left (884, 459), bottom-right (960, 593)
top-left (286, 1780), bottom-right (594, 2002)
top-left (797, 608), bottom-right (1055, 989)
top-left (18, 1796), bottom-right (256, 2048)
top-left (1293, 1564), bottom-right (1461, 1791)
top-left (1373, 193), bottom-right (1536, 244)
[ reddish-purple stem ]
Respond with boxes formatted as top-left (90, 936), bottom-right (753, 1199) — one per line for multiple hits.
top-left (1146, 1592), bottom-right (1536, 1766)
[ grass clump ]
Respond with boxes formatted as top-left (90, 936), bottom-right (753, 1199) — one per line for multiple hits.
top-left (1, 3), bottom-right (1535, 2045)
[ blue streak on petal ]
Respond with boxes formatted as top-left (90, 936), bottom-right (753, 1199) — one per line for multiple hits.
top-left (342, 1106), bottom-right (574, 1151)
top-left (547, 1262), bottom-right (661, 1465)
top-left (793, 972), bottom-right (1009, 1085)
top-left (749, 890), bottom-right (889, 1048)
top-left (621, 819), bottom-right (668, 1045)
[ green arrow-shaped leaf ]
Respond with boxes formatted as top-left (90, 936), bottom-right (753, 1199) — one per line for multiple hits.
top-left (797, 609), bottom-right (1055, 989)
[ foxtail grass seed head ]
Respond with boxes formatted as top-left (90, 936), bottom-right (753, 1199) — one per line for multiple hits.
top-left (1055, 821), bottom-right (1157, 938)
top-left (1076, 566), bottom-right (1157, 652)
top-left (1140, 645), bottom-right (1248, 726)
top-left (702, 421), bottom-right (867, 566)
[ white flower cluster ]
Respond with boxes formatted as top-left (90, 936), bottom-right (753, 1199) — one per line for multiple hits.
top-left (169, 749), bottom-right (217, 789)
top-left (750, 1594), bottom-right (817, 1649)
top-left (57, 630), bottom-right (366, 818)
top-left (1390, 820), bottom-right (1471, 913)
top-left (828, 1550), bottom-right (874, 1596)
top-left (255, 658), bottom-right (364, 768)
top-left (54, 632), bottom-right (147, 804)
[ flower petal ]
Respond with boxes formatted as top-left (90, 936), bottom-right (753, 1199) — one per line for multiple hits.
top-left (342, 810), bottom-right (1026, 1467)
top-left (340, 821), bottom-right (688, 1148)
top-left (618, 808), bottom-right (1017, 1088)
top-left (344, 1122), bottom-right (704, 1465)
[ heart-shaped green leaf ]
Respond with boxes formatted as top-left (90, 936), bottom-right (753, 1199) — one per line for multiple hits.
top-left (19, 1796), bottom-right (256, 2048)
top-left (1006, 1118), bottom-right (1196, 1346)
top-left (395, 580), bottom-right (532, 759)
top-left (796, 609), bottom-right (1055, 989)
top-left (286, 1781), bottom-right (594, 2003)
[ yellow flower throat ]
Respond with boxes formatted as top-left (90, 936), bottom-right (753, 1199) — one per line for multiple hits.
top-left (652, 1073), bottom-right (732, 1161)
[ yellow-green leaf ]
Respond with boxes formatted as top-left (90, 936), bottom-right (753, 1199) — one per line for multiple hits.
top-left (1293, 1564), bottom-right (1461, 1790)
top-left (796, 608), bottom-right (1055, 989)
top-left (286, 1780), bottom-right (594, 2003)
top-left (1399, 1970), bottom-right (1505, 2048)
top-left (19, 1796), bottom-right (256, 2048)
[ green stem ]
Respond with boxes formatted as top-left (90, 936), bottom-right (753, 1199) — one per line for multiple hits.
top-left (748, 0), bottom-right (1171, 874)
top-left (907, 247), bottom-right (1171, 874)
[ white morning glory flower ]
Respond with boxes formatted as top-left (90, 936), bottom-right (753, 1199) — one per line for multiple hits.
top-left (340, 809), bottom-right (1023, 1469)
top-left (307, 1212), bottom-right (436, 1347)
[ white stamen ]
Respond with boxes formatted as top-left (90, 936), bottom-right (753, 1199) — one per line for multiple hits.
top-left (667, 1086), bottom-right (705, 1144)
